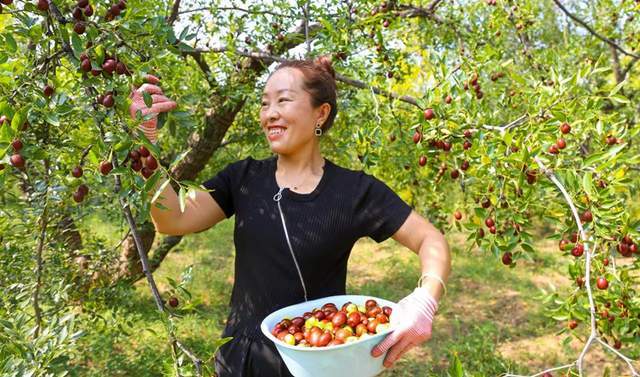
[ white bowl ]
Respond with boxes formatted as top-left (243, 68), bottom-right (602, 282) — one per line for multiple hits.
top-left (260, 294), bottom-right (397, 377)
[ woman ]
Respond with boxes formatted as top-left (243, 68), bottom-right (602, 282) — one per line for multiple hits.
top-left (130, 56), bottom-right (451, 376)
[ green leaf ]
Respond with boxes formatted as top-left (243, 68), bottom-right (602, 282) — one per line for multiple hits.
top-left (609, 79), bottom-right (626, 97)
top-left (143, 91), bottom-right (153, 108)
top-left (71, 33), bottom-right (83, 56)
top-left (3, 33), bottom-right (17, 53)
top-left (151, 179), bottom-right (171, 204)
top-left (178, 186), bottom-right (186, 213)
top-left (44, 112), bottom-right (60, 126)
top-left (582, 172), bottom-right (594, 199)
top-left (609, 94), bottom-right (629, 104)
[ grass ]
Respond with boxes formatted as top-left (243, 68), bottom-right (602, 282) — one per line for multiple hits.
top-left (69, 218), bottom-right (639, 376)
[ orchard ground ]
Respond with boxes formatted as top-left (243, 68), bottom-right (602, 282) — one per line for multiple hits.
top-left (71, 214), bottom-right (639, 376)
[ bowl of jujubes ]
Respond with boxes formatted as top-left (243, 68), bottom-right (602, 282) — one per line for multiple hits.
top-left (261, 295), bottom-right (397, 377)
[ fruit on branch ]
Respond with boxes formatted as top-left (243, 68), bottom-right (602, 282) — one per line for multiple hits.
top-left (489, 226), bottom-right (496, 234)
top-left (43, 84), bottom-right (54, 97)
top-left (36, 0), bottom-right (49, 11)
top-left (80, 58), bottom-right (92, 72)
top-left (141, 167), bottom-right (153, 179)
top-left (445, 95), bottom-right (452, 104)
top-left (580, 210), bottom-right (593, 223)
top-left (571, 244), bottom-right (584, 257)
top-left (596, 277), bottom-right (608, 290)
top-left (130, 159), bottom-right (142, 171)
top-left (568, 319), bottom-right (578, 329)
top-left (102, 94), bottom-right (114, 108)
top-left (84, 4), bottom-right (93, 16)
top-left (99, 161), bottom-right (113, 175)
top-left (77, 0), bottom-right (89, 7)
top-left (412, 130), bottom-right (422, 144)
top-left (560, 122), bottom-right (571, 134)
top-left (115, 61), bottom-right (129, 75)
top-left (72, 7), bottom-right (83, 20)
top-left (11, 139), bottom-right (23, 151)
top-left (460, 160), bottom-right (469, 171)
top-left (463, 140), bottom-right (472, 150)
top-left (102, 58), bottom-right (116, 74)
top-left (74, 22), bottom-right (86, 34)
top-left (72, 166), bottom-right (83, 178)
top-left (10, 153), bottom-right (25, 168)
top-left (548, 144), bottom-right (559, 154)
top-left (502, 252), bottom-right (513, 265)
top-left (450, 169), bottom-right (459, 179)
top-left (129, 150), bottom-right (140, 160)
top-left (559, 239), bottom-right (569, 251)
top-left (77, 184), bottom-right (89, 196)
top-left (606, 135), bottom-right (617, 145)
top-left (168, 296), bottom-right (179, 308)
top-left (418, 156), bottom-right (427, 166)
top-left (481, 198), bottom-right (491, 208)
top-left (454, 211), bottom-right (462, 220)
top-left (144, 156), bottom-right (158, 170)
top-left (138, 146), bottom-right (150, 157)
top-left (423, 108), bottom-right (435, 120)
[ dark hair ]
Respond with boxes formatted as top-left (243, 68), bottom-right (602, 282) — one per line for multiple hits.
top-left (272, 55), bottom-right (338, 132)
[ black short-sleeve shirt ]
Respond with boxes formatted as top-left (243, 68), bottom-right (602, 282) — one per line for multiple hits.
top-left (202, 155), bottom-right (412, 376)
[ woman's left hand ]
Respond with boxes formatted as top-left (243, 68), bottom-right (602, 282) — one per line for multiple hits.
top-left (371, 287), bottom-right (438, 368)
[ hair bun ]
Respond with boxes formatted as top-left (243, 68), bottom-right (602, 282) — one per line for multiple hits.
top-left (314, 55), bottom-right (335, 79)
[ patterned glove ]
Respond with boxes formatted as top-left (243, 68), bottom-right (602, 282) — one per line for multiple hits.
top-left (129, 74), bottom-right (177, 144)
top-left (371, 287), bottom-right (438, 367)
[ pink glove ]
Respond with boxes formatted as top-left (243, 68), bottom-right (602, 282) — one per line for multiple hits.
top-left (129, 74), bottom-right (177, 144)
top-left (371, 287), bottom-right (438, 368)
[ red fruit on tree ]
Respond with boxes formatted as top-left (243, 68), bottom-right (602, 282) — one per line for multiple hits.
top-left (102, 94), bottom-right (115, 108)
top-left (72, 6), bottom-right (84, 20)
top-left (445, 95), bottom-right (452, 104)
top-left (80, 58), bottom-right (92, 72)
top-left (630, 243), bottom-right (638, 254)
top-left (485, 218), bottom-right (495, 227)
top-left (72, 166), bottom-right (83, 178)
top-left (463, 140), bottom-right (472, 150)
top-left (558, 239), bottom-right (569, 251)
top-left (10, 154), bottom-right (25, 168)
top-left (99, 161), bottom-right (113, 175)
top-left (463, 129), bottom-right (472, 138)
top-left (37, 0), bottom-right (49, 11)
top-left (145, 156), bottom-right (158, 170)
top-left (556, 138), bottom-right (566, 149)
top-left (482, 198), bottom-right (491, 208)
top-left (412, 131), bottom-right (422, 144)
top-left (622, 235), bottom-right (632, 244)
top-left (43, 84), bottom-right (54, 97)
top-left (168, 297), bottom-right (179, 308)
top-left (454, 211), bottom-right (462, 221)
top-left (570, 232), bottom-right (578, 243)
top-left (568, 319), bottom-right (578, 329)
top-left (477, 228), bottom-right (485, 238)
top-left (110, 4), bottom-right (121, 16)
top-left (596, 277), bottom-right (608, 290)
top-left (102, 59), bottom-right (116, 73)
top-left (11, 139), bottom-right (23, 151)
top-left (489, 226), bottom-right (497, 234)
top-left (77, 184), bottom-right (89, 196)
top-left (138, 146), bottom-right (150, 157)
top-left (84, 4), bottom-right (93, 16)
top-left (614, 340), bottom-right (622, 350)
top-left (443, 142), bottom-right (452, 151)
top-left (571, 244), bottom-right (584, 257)
top-left (77, 0), bottom-right (89, 7)
top-left (502, 252), bottom-right (513, 265)
top-left (116, 61), bottom-right (128, 75)
top-left (560, 122), bottom-right (571, 134)
top-left (73, 22), bottom-right (86, 34)
top-left (580, 210), bottom-right (593, 223)
top-left (129, 150), bottom-right (140, 160)
top-left (130, 159), bottom-right (143, 171)
top-left (617, 243), bottom-right (631, 257)
top-left (423, 108), bottom-right (435, 120)
top-left (460, 160), bottom-right (469, 171)
top-left (548, 144), bottom-right (559, 154)
top-left (576, 276), bottom-right (585, 288)
top-left (606, 135), bottom-right (617, 145)
top-left (418, 156), bottom-right (427, 167)
top-left (141, 167), bottom-right (153, 179)
top-left (73, 190), bottom-right (85, 203)
top-left (450, 169), bottom-right (460, 179)
top-left (118, 0), bottom-right (126, 10)
top-left (603, 258), bottom-right (609, 266)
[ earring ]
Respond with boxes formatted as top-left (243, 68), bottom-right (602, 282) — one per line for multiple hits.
top-left (315, 123), bottom-right (323, 137)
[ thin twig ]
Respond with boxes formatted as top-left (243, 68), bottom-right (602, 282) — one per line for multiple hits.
top-left (552, 0), bottom-right (640, 59)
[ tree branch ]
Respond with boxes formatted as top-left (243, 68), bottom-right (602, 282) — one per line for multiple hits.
top-left (552, 0), bottom-right (640, 59)
top-left (178, 5), bottom-right (289, 18)
top-left (166, 0), bottom-right (181, 26)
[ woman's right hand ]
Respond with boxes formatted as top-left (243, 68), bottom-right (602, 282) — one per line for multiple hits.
top-left (129, 74), bottom-right (177, 144)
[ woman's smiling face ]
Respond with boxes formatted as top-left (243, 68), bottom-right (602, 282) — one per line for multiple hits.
top-left (260, 68), bottom-right (328, 155)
